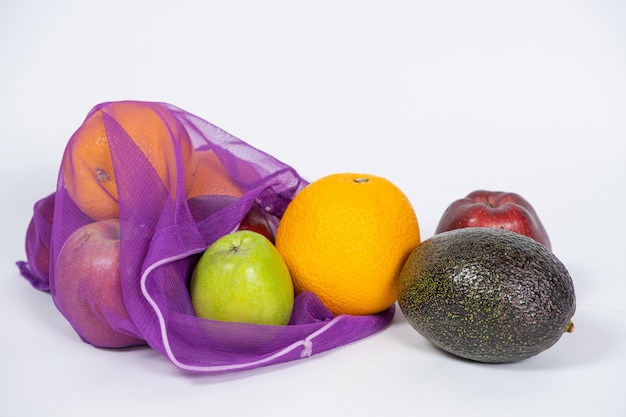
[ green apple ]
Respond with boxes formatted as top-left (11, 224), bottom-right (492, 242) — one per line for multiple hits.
top-left (190, 230), bottom-right (294, 325)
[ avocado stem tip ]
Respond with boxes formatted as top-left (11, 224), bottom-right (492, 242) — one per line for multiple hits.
top-left (564, 320), bottom-right (575, 333)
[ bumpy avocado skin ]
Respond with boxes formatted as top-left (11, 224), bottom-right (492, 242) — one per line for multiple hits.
top-left (398, 227), bottom-right (576, 363)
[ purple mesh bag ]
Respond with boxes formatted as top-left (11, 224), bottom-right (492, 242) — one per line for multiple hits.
top-left (17, 101), bottom-right (394, 374)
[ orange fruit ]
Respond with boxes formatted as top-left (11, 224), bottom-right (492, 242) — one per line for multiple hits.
top-left (275, 173), bottom-right (420, 316)
top-left (61, 101), bottom-right (197, 220)
top-left (188, 149), bottom-right (244, 199)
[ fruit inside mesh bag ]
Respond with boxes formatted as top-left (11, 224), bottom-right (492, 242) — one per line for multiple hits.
top-left (17, 101), bottom-right (395, 373)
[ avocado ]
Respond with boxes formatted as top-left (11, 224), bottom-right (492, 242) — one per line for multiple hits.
top-left (397, 227), bottom-right (575, 363)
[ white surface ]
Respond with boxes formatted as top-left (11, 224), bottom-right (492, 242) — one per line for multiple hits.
top-left (1, 1), bottom-right (625, 416)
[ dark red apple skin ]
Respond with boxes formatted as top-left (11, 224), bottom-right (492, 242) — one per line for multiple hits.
top-left (435, 190), bottom-right (552, 249)
top-left (187, 195), bottom-right (240, 223)
top-left (22, 193), bottom-right (56, 290)
top-left (53, 219), bottom-right (145, 348)
top-left (187, 195), bottom-right (275, 243)
top-left (238, 204), bottom-right (275, 244)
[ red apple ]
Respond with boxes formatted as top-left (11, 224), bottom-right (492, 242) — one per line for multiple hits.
top-left (435, 190), bottom-right (552, 249)
top-left (53, 219), bottom-right (144, 348)
top-left (21, 193), bottom-right (55, 291)
top-left (187, 195), bottom-right (275, 243)
top-left (188, 195), bottom-right (239, 223)
top-left (238, 204), bottom-right (275, 244)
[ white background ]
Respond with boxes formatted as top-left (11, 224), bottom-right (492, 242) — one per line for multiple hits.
top-left (1, 1), bottom-right (625, 416)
